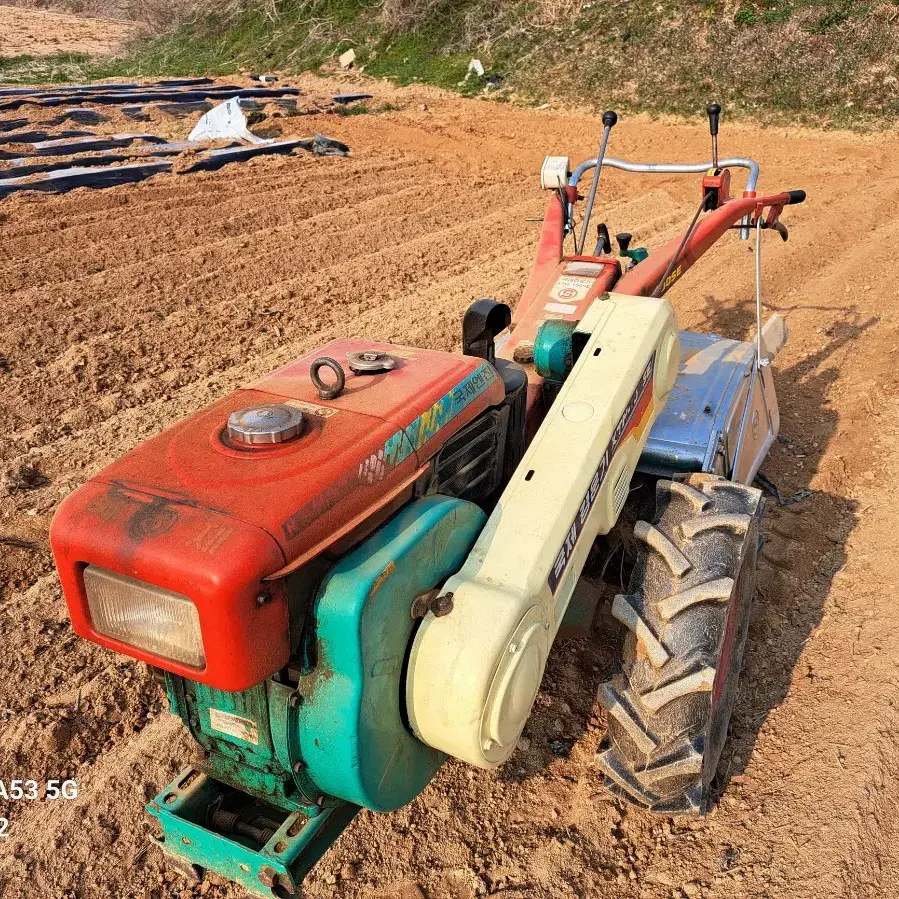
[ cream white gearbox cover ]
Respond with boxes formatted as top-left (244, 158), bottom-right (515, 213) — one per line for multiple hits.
top-left (407, 292), bottom-right (680, 768)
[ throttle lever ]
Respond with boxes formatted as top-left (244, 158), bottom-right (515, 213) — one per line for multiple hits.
top-left (576, 110), bottom-right (617, 255)
top-left (707, 102), bottom-right (721, 169)
top-left (593, 223), bottom-right (612, 256)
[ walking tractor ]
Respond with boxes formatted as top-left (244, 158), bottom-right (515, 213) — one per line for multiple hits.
top-left (50, 105), bottom-right (805, 896)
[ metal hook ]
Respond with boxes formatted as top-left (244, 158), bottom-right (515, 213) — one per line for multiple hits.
top-left (310, 357), bottom-right (346, 400)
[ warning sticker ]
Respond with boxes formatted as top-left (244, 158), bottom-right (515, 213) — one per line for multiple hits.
top-left (550, 275), bottom-right (594, 304)
top-left (544, 301), bottom-right (578, 315)
top-left (565, 261), bottom-right (606, 277)
top-left (284, 399), bottom-right (338, 418)
top-left (208, 708), bottom-right (259, 745)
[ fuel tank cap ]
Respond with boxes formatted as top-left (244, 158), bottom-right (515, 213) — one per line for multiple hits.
top-left (227, 404), bottom-right (304, 446)
top-left (346, 350), bottom-right (396, 374)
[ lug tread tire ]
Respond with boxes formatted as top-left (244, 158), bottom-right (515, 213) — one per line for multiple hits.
top-left (596, 474), bottom-right (763, 814)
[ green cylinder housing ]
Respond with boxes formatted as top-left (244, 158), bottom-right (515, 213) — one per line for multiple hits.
top-left (534, 318), bottom-right (580, 382)
top-left (624, 246), bottom-right (649, 264)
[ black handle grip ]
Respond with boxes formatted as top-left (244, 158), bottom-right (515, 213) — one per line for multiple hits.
top-left (707, 102), bottom-right (721, 136)
top-left (785, 189), bottom-right (806, 205)
top-left (602, 110), bottom-right (618, 128)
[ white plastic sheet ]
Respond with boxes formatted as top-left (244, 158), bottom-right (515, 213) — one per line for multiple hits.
top-left (188, 97), bottom-right (268, 145)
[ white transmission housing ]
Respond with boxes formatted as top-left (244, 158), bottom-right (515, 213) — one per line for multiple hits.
top-left (407, 292), bottom-right (680, 768)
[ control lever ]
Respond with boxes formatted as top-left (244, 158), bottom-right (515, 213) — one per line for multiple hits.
top-left (576, 110), bottom-right (617, 256)
top-left (614, 231), bottom-right (648, 267)
top-left (593, 223), bottom-right (612, 256)
top-left (707, 102), bottom-right (721, 169)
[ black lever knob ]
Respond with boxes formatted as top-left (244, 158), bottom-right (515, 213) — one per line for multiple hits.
top-left (595, 223), bottom-right (612, 255)
top-left (707, 102), bottom-right (721, 136)
top-left (615, 232), bottom-right (632, 254)
top-left (602, 110), bottom-right (618, 128)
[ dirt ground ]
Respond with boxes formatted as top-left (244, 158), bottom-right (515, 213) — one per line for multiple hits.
top-left (0, 4), bottom-right (132, 57)
top-left (2, 67), bottom-right (899, 899)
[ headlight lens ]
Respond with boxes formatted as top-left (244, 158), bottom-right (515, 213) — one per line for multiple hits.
top-left (83, 565), bottom-right (205, 667)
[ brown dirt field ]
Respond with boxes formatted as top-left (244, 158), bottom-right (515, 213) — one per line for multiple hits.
top-left (1, 72), bottom-right (899, 899)
top-left (0, 4), bottom-right (132, 57)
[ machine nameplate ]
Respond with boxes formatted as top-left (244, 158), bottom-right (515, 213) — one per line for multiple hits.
top-left (550, 275), bottom-right (594, 303)
top-left (548, 351), bottom-right (656, 594)
top-left (208, 708), bottom-right (259, 745)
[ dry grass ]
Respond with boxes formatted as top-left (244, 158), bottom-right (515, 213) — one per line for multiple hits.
top-left (379, 0), bottom-right (439, 32)
top-left (122, 0), bottom-right (195, 30)
top-left (1, 0), bottom-right (583, 34)
top-left (379, 0), bottom-right (583, 33)
top-left (0, 0), bottom-right (196, 28)
top-left (532, 0), bottom-right (582, 25)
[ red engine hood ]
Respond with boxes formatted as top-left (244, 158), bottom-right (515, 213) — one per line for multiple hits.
top-left (50, 339), bottom-right (503, 689)
top-left (101, 339), bottom-right (500, 562)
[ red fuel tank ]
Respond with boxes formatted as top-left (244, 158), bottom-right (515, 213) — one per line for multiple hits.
top-left (51, 339), bottom-right (504, 690)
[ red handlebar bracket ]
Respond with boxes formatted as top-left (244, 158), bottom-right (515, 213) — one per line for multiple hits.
top-left (748, 200), bottom-right (786, 229)
top-left (701, 167), bottom-right (731, 209)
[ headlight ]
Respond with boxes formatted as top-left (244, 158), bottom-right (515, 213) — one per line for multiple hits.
top-left (83, 565), bottom-right (205, 667)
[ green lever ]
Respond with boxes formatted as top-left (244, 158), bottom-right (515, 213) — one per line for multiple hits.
top-left (624, 246), bottom-right (649, 264)
top-left (615, 231), bottom-right (648, 265)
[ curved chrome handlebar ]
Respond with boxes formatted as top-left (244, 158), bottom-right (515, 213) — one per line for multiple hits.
top-left (568, 156), bottom-right (760, 242)
top-left (569, 156), bottom-right (760, 192)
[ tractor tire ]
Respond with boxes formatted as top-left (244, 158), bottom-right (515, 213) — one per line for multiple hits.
top-left (596, 473), bottom-right (764, 814)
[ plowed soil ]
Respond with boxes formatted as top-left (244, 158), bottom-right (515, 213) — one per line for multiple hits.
top-left (0, 5), bottom-right (133, 57)
top-left (1, 71), bottom-right (899, 899)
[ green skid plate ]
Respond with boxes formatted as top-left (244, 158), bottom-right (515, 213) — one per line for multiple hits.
top-left (148, 768), bottom-right (356, 899)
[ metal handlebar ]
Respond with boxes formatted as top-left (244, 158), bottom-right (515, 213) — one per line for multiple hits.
top-left (569, 156), bottom-right (760, 191)
top-left (568, 156), bottom-right (760, 242)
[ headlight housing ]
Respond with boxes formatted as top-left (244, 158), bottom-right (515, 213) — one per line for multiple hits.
top-left (83, 565), bottom-right (205, 668)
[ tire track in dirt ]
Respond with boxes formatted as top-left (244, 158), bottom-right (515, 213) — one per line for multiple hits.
top-left (1, 166), bottom-right (459, 305)
top-left (2, 184), bottom-right (683, 462)
top-left (0, 231), bottom-right (541, 512)
top-left (0, 150), bottom-right (420, 222)
top-left (0, 189), bottom-right (538, 451)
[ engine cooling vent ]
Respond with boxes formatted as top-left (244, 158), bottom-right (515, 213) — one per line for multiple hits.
top-left (613, 465), bottom-right (631, 516)
top-left (434, 410), bottom-right (505, 505)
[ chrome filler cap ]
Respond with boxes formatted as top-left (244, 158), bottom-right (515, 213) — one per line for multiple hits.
top-left (227, 404), bottom-right (304, 446)
top-left (346, 350), bottom-right (396, 374)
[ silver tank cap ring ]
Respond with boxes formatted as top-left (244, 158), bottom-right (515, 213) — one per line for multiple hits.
top-left (347, 350), bottom-right (397, 374)
top-left (227, 404), bottom-right (304, 446)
